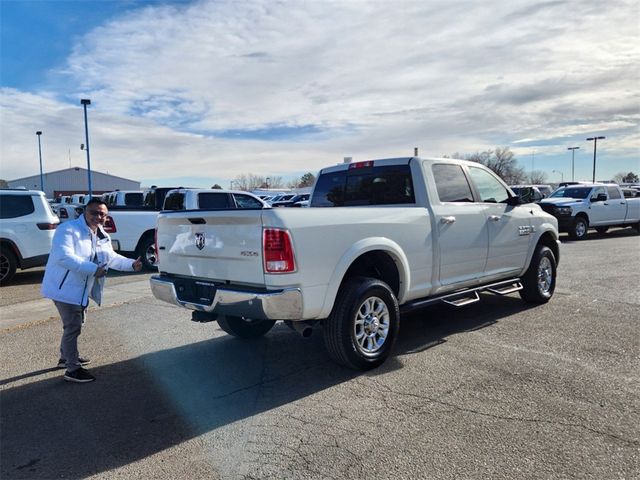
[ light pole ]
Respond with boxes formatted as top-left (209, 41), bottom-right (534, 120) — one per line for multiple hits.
top-left (552, 170), bottom-right (564, 183)
top-left (586, 136), bottom-right (605, 183)
top-left (567, 146), bottom-right (579, 181)
top-left (266, 177), bottom-right (270, 189)
top-left (36, 131), bottom-right (44, 192)
top-left (81, 98), bottom-right (93, 195)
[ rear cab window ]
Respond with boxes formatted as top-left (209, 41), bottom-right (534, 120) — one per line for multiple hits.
top-left (311, 163), bottom-right (415, 207)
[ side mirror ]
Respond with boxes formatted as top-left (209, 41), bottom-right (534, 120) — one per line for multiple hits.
top-left (507, 195), bottom-right (522, 206)
top-left (591, 193), bottom-right (607, 202)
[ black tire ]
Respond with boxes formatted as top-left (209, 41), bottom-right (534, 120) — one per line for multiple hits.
top-left (217, 315), bottom-right (275, 338)
top-left (519, 245), bottom-right (557, 304)
top-left (0, 247), bottom-right (17, 285)
top-left (595, 226), bottom-right (609, 234)
top-left (136, 235), bottom-right (157, 271)
top-left (323, 276), bottom-right (399, 370)
top-left (568, 216), bottom-right (589, 240)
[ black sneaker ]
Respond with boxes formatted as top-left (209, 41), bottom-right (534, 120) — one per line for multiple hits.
top-left (57, 357), bottom-right (91, 369)
top-left (64, 368), bottom-right (96, 383)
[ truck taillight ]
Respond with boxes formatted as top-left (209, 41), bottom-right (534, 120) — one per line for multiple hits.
top-left (104, 215), bottom-right (117, 233)
top-left (263, 228), bottom-right (296, 273)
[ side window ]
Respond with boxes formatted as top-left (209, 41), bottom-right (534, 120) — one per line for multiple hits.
top-left (233, 194), bottom-right (263, 209)
top-left (467, 167), bottom-right (510, 203)
top-left (607, 187), bottom-right (621, 199)
top-left (431, 164), bottom-right (474, 202)
top-left (311, 171), bottom-right (346, 207)
top-left (0, 195), bottom-right (35, 219)
top-left (125, 193), bottom-right (144, 206)
top-left (198, 193), bottom-right (231, 209)
top-left (163, 193), bottom-right (185, 210)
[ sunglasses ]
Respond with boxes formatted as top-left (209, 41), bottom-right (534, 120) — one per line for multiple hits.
top-left (86, 210), bottom-right (108, 218)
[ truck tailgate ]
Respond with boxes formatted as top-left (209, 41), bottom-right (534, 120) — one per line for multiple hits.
top-left (157, 210), bottom-right (265, 286)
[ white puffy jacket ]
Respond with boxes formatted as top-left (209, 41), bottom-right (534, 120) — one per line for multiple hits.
top-left (41, 215), bottom-right (135, 306)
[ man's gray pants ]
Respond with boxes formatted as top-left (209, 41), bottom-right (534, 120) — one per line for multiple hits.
top-left (54, 301), bottom-right (86, 372)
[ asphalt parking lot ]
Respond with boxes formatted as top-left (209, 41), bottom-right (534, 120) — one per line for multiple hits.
top-left (1, 229), bottom-right (638, 479)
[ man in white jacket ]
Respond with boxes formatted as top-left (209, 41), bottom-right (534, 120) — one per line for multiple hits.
top-left (41, 199), bottom-right (142, 383)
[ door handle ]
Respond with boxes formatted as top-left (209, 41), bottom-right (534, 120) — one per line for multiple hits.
top-left (488, 215), bottom-right (501, 221)
top-left (441, 216), bottom-right (456, 224)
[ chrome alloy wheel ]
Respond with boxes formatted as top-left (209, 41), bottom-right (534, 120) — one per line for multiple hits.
top-left (537, 255), bottom-right (553, 295)
top-left (145, 244), bottom-right (157, 267)
top-left (0, 254), bottom-right (9, 281)
top-left (575, 220), bottom-right (587, 238)
top-left (353, 296), bottom-right (390, 355)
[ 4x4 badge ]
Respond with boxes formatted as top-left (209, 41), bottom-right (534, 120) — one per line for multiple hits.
top-left (195, 233), bottom-right (205, 250)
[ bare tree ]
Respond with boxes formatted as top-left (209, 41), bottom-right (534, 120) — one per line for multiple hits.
top-left (464, 147), bottom-right (527, 185)
top-left (529, 170), bottom-right (548, 184)
top-left (233, 174), bottom-right (284, 190)
top-left (613, 171), bottom-right (639, 183)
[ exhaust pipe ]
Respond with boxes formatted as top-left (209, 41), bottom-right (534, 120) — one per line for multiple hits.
top-left (289, 320), bottom-right (313, 338)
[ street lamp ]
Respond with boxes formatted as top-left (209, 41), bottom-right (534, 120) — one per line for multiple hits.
top-left (552, 170), bottom-right (564, 183)
top-left (36, 131), bottom-right (44, 192)
top-left (586, 136), bottom-right (605, 183)
top-left (567, 146), bottom-right (579, 181)
top-left (81, 98), bottom-right (93, 195)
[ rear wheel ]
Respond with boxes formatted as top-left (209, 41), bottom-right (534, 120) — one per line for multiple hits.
top-left (217, 315), bottom-right (275, 338)
top-left (0, 248), bottom-right (17, 285)
top-left (136, 235), bottom-right (157, 270)
top-left (519, 245), bottom-right (556, 304)
top-left (323, 276), bottom-right (399, 370)
top-left (568, 216), bottom-right (589, 240)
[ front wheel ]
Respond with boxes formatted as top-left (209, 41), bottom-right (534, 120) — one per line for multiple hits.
top-left (519, 245), bottom-right (557, 304)
top-left (568, 216), bottom-right (589, 240)
top-left (323, 277), bottom-right (399, 370)
top-left (217, 316), bottom-right (275, 338)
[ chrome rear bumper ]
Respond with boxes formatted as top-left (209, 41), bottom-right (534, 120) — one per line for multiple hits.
top-left (150, 275), bottom-right (303, 320)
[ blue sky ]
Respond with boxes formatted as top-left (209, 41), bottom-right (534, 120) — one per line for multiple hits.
top-left (1, 0), bottom-right (638, 188)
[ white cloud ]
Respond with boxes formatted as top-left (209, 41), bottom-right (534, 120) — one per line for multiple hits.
top-left (2, 0), bottom-right (639, 185)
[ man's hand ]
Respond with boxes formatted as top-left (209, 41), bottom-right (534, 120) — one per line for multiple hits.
top-left (94, 265), bottom-right (107, 278)
top-left (132, 257), bottom-right (143, 272)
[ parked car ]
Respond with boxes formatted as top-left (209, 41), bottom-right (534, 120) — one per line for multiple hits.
top-left (272, 193), bottom-right (310, 207)
top-left (269, 194), bottom-right (296, 207)
top-left (0, 189), bottom-right (59, 284)
top-left (103, 190), bottom-right (145, 208)
top-left (162, 188), bottom-right (269, 210)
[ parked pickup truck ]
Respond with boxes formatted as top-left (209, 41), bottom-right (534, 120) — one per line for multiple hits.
top-left (538, 183), bottom-right (640, 239)
top-left (150, 157), bottom-right (561, 370)
top-left (106, 186), bottom-right (185, 270)
top-left (162, 188), bottom-right (268, 210)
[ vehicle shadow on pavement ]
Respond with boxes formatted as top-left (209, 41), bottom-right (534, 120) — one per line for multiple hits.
top-left (0, 294), bottom-right (533, 479)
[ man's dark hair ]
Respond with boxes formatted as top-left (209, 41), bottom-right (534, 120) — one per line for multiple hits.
top-left (86, 198), bottom-right (107, 208)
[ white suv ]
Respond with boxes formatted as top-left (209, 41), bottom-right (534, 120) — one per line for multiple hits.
top-left (0, 190), bottom-right (59, 284)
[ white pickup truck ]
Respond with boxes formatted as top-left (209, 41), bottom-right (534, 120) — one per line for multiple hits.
top-left (150, 157), bottom-right (561, 369)
top-left (105, 187), bottom-right (185, 270)
top-left (538, 183), bottom-right (640, 239)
